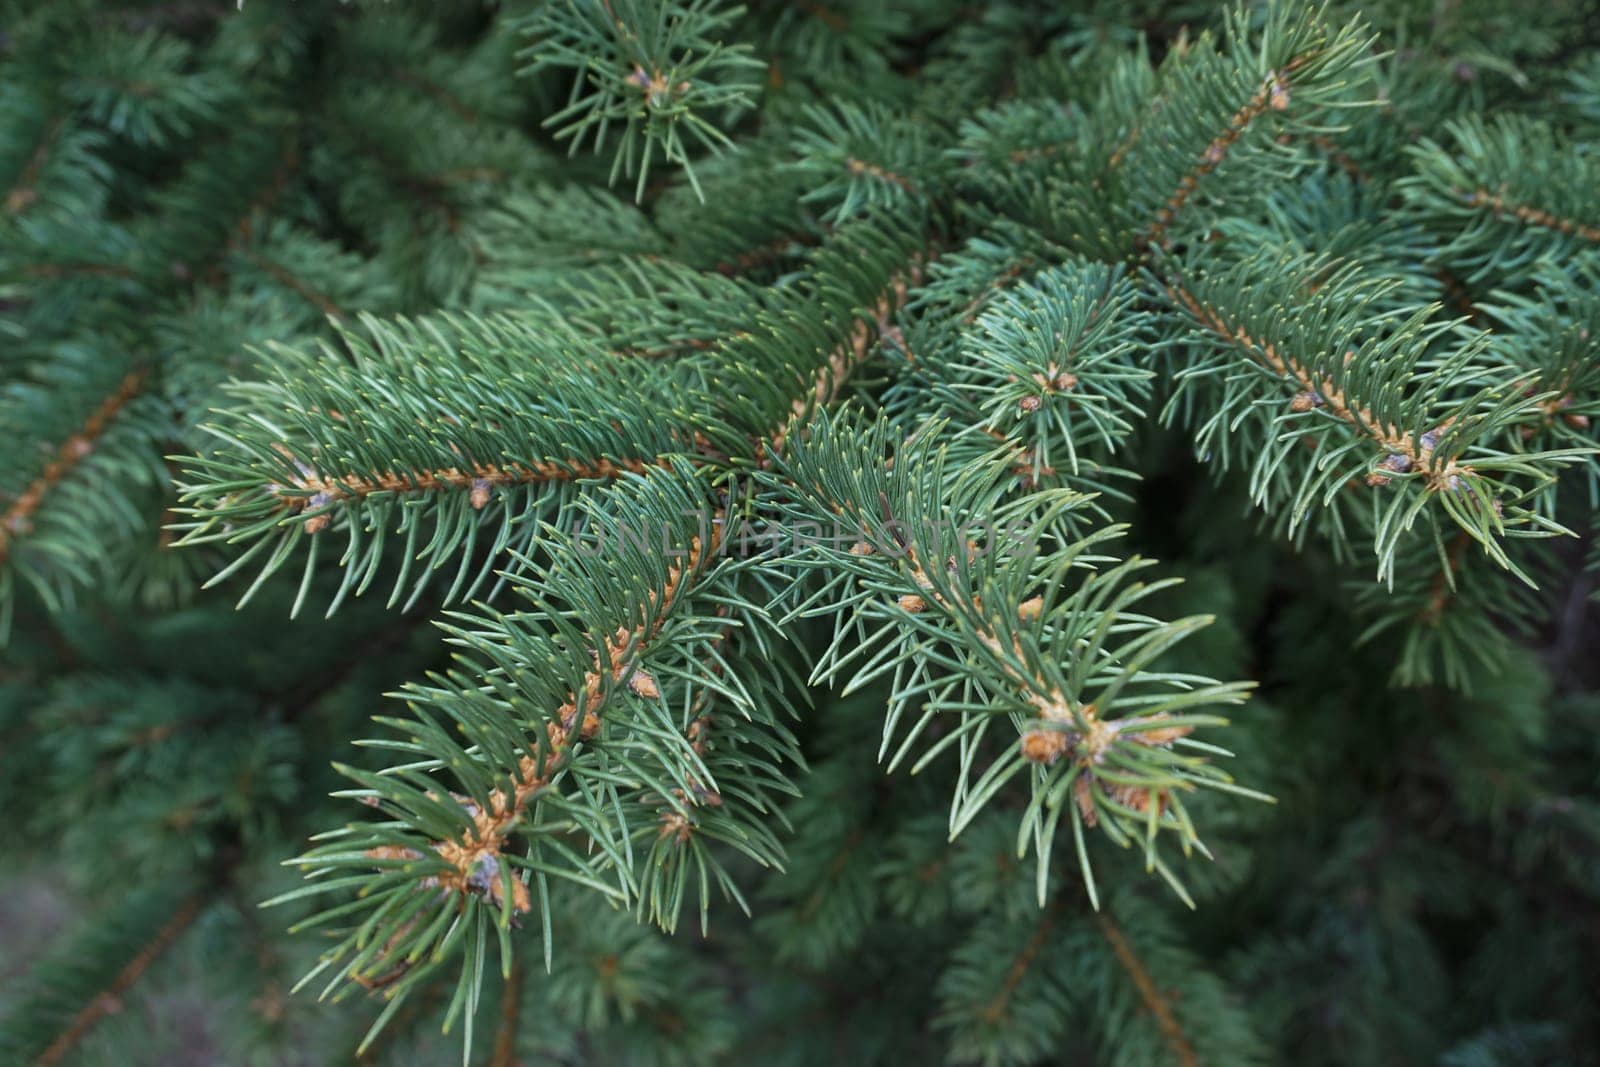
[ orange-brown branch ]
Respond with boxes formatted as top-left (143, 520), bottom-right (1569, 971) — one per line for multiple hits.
top-left (4, 117), bottom-right (63, 215)
top-left (1167, 284), bottom-right (1462, 485)
top-left (228, 139), bottom-right (301, 250)
top-left (276, 454), bottom-right (660, 532)
top-left (712, 232), bottom-right (821, 276)
top-left (23, 262), bottom-right (134, 280)
top-left (1097, 913), bottom-right (1198, 1067)
top-left (405, 520), bottom-right (725, 910)
top-left (1466, 188), bottom-right (1600, 244)
top-left (390, 68), bottom-right (480, 125)
top-left (240, 248), bottom-right (348, 321)
top-left (1140, 59), bottom-right (1306, 250)
top-left (981, 912), bottom-right (1057, 1024)
top-left (847, 156), bottom-right (916, 193)
top-left (1, 370), bottom-right (148, 565)
top-left (1309, 133), bottom-right (1367, 184)
top-left (796, 0), bottom-right (847, 31)
top-left (1420, 531), bottom-right (1473, 625)
top-left (35, 895), bottom-right (202, 1067)
top-left (613, 335), bottom-right (726, 360)
top-left (764, 264), bottom-right (923, 459)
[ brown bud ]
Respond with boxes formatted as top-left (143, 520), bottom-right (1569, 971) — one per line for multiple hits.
top-left (303, 490), bottom-right (333, 533)
top-left (1289, 390), bottom-right (1322, 412)
top-left (1021, 727), bottom-right (1069, 765)
top-left (1019, 394), bottom-right (1042, 414)
top-left (1074, 774), bottom-right (1098, 827)
top-left (1127, 716), bottom-right (1193, 747)
top-left (366, 845), bottom-right (425, 863)
top-left (470, 478), bottom-right (492, 510)
top-left (1269, 74), bottom-right (1290, 111)
top-left (898, 594), bottom-right (928, 614)
top-left (628, 670), bottom-right (660, 699)
top-left (1105, 782), bottom-right (1163, 815)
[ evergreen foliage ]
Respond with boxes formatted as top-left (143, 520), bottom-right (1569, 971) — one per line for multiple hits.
top-left (2, 1), bottom-right (1598, 1064)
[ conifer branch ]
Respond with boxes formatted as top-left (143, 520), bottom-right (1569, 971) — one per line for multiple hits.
top-left (1096, 913), bottom-right (1198, 1067)
top-left (273, 452), bottom-right (660, 532)
top-left (1420, 531), bottom-right (1474, 626)
top-left (1155, 250), bottom-right (1589, 581)
top-left (1402, 114), bottom-right (1600, 284)
top-left (0, 369), bottom-right (148, 566)
top-left (1462, 188), bottom-right (1600, 243)
top-left (238, 248), bottom-right (349, 321)
top-left (225, 138), bottom-right (299, 252)
top-left (768, 414), bottom-right (1257, 899)
top-left (33, 894), bottom-right (203, 1067)
top-left (3, 115), bottom-right (63, 215)
top-left (711, 232), bottom-right (819, 276)
top-left (764, 267), bottom-right (921, 459)
top-left (21, 261), bottom-right (134, 279)
top-left (1141, 62), bottom-right (1300, 250)
top-left (1164, 282), bottom-right (1461, 486)
top-left (980, 910), bottom-right (1056, 1025)
top-left (393, 517), bottom-right (724, 912)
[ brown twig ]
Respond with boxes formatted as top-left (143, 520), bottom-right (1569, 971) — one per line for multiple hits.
top-left (1466, 188), bottom-right (1600, 244)
top-left (846, 156), bottom-right (916, 193)
top-left (274, 453), bottom-right (660, 532)
top-left (240, 248), bottom-right (348, 321)
top-left (1139, 59), bottom-right (1308, 250)
top-left (4, 117), bottom-right (63, 216)
top-left (1097, 912), bottom-right (1198, 1067)
top-left (980, 911), bottom-right (1057, 1024)
top-left (1, 370), bottom-right (149, 565)
top-left (226, 139), bottom-right (301, 253)
top-left (1419, 531), bottom-right (1473, 625)
top-left (1166, 283), bottom-right (1464, 486)
top-left (34, 895), bottom-right (203, 1067)
top-left (711, 232), bottom-right (821, 276)
top-left (389, 521), bottom-right (725, 913)
top-left (488, 958), bottom-right (524, 1067)
top-left (763, 263), bottom-right (925, 460)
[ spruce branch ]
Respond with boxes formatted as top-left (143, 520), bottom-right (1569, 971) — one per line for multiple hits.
top-left (1355, 533), bottom-right (1549, 690)
top-left (385, 496), bottom-right (725, 919)
top-left (32, 894), bottom-right (204, 1067)
top-left (274, 464), bottom-right (796, 1031)
top-left (2, 114), bottom-right (66, 216)
top-left (1154, 250), bottom-right (1588, 581)
top-left (790, 100), bottom-right (951, 222)
top-left (0, 369), bottom-right (147, 568)
top-left (764, 412), bottom-right (1260, 906)
top-left (518, 0), bottom-right (763, 201)
top-left (0, 886), bottom-right (205, 1065)
top-left (935, 907), bottom-right (1066, 1064)
top-left (175, 311), bottom-right (721, 612)
top-left (1069, 3), bottom-right (1376, 259)
top-left (1096, 911), bottom-right (1198, 1067)
top-left (1402, 115), bottom-right (1600, 284)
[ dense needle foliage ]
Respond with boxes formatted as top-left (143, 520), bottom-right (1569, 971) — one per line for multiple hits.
top-left (2, 1), bottom-right (1598, 1064)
